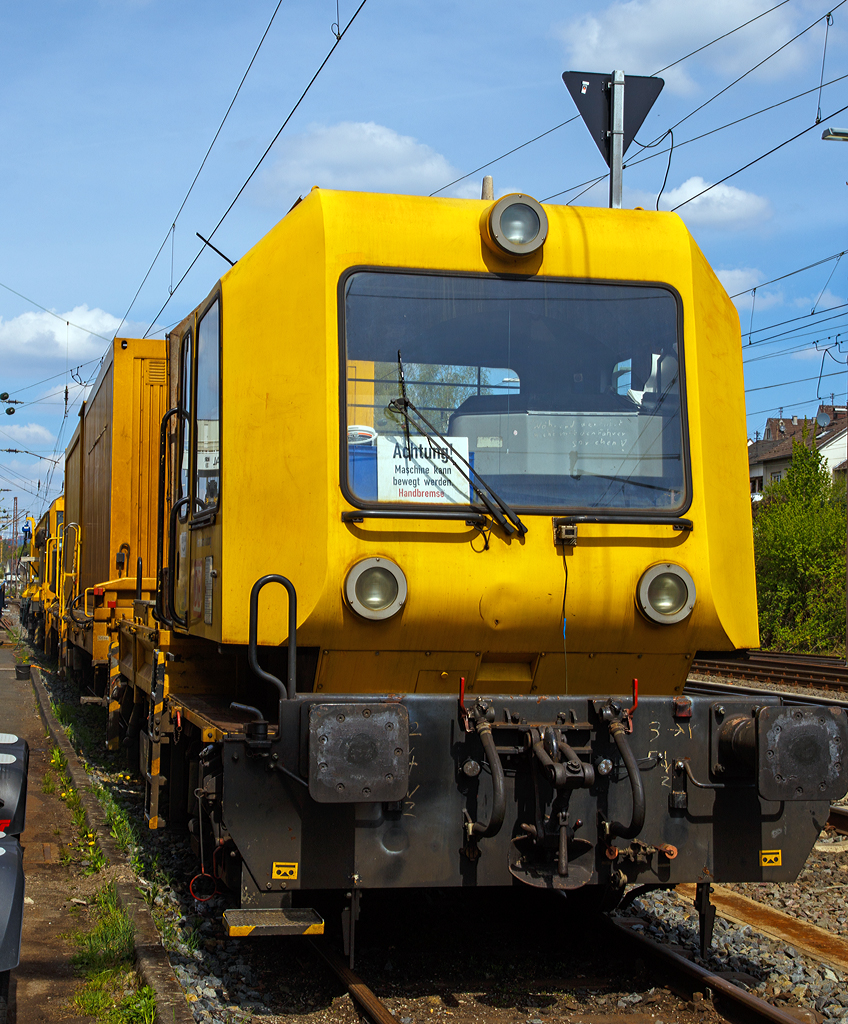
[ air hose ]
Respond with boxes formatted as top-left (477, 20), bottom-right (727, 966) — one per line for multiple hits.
top-left (605, 720), bottom-right (646, 841)
top-left (469, 717), bottom-right (506, 838)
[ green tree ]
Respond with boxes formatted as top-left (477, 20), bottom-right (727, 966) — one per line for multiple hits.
top-left (753, 430), bottom-right (846, 654)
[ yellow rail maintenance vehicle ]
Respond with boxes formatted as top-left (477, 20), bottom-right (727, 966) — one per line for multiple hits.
top-left (21, 497), bottom-right (64, 657)
top-left (95, 186), bottom-right (845, 948)
top-left (61, 337), bottom-right (166, 698)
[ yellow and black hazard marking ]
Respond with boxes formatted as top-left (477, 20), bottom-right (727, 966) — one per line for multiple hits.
top-left (272, 861), bottom-right (298, 880)
top-left (760, 849), bottom-right (782, 866)
top-left (223, 907), bottom-right (323, 937)
top-left (106, 640), bottom-right (124, 751)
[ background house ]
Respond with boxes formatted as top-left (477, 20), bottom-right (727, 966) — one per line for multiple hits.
top-left (749, 405), bottom-right (847, 496)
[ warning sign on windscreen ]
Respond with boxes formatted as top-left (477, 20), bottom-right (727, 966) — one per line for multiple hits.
top-left (377, 435), bottom-right (470, 504)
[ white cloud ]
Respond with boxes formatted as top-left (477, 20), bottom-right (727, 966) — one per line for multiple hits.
top-left (790, 347), bottom-right (829, 361)
top-left (0, 305), bottom-right (117, 363)
top-left (261, 121), bottom-right (461, 199)
top-left (715, 268), bottom-right (783, 313)
top-left (791, 288), bottom-right (844, 311)
top-left (716, 267), bottom-right (761, 295)
top-left (0, 422), bottom-right (54, 446)
top-left (556, 0), bottom-right (820, 97)
top-left (658, 176), bottom-right (771, 227)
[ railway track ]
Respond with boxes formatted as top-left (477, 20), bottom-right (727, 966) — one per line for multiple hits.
top-left (692, 651), bottom-right (848, 691)
top-left (309, 940), bottom-right (399, 1024)
top-left (612, 913), bottom-right (837, 1024)
top-left (828, 803), bottom-right (848, 834)
top-left (685, 676), bottom-right (848, 709)
top-left (310, 916), bottom-right (828, 1024)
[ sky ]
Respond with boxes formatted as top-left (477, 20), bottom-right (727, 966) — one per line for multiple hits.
top-left (1, 0), bottom-right (847, 529)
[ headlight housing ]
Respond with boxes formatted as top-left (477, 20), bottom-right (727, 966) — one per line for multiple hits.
top-left (483, 193), bottom-right (548, 258)
top-left (344, 557), bottom-right (407, 621)
top-left (636, 564), bottom-right (696, 625)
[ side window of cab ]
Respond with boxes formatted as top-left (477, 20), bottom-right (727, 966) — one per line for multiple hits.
top-left (178, 330), bottom-right (193, 508)
top-left (194, 300), bottom-right (220, 513)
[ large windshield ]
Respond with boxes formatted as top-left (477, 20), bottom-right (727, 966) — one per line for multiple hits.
top-left (343, 271), bottom-right (686, 511)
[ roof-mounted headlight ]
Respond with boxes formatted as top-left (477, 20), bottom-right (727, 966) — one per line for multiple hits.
top-left (345, 557), bottom-right (407, 621)
top-left (483, 193), bottom-right (548, 258)
top-left (636, 564), bottom-right (696, 625)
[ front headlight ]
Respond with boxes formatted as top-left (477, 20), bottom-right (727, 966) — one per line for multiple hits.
top-left (636, 564), bottom-right (696, 625)
top-left (345, 557), bottom-right (407, 621)
top-left (483, 193), bottom-right (548, 257)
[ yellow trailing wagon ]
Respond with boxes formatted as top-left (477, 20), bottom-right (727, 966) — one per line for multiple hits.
top-left (61, 338), bottom-right (166, 696)
top-left (20, 497), bottom-right (64, 657)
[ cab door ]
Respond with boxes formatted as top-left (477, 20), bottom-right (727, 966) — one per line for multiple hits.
top-left (173, 328), bottom-right (193, 626)
top-left (186, 298), bottom-right (220, 633)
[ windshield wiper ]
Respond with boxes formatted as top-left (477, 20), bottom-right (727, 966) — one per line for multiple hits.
top-left (389, 352), bottom-right (527, 537)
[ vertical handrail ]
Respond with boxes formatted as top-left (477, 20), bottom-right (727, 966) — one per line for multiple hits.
top-left (248, 575), bottom-right (298, 733)
top-left (61, 523), bottom-right (81, 623)
top-left (153, 407), bottom-right (182, 625)
top-left (45, 537), bottom-right (57, 601)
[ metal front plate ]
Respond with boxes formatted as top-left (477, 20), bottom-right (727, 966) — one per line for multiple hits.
top-left (758, 705), bottom-right (848, 802)
top-left (308, 702), bottom-right (409, 803)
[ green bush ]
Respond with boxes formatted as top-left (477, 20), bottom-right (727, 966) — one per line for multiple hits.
top-left (754, 431), bottom-right (846, 654)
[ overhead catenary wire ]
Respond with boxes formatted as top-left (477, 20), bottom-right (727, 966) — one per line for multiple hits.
top-left (816, 12), bottom-right (834, 123)
top-left (144, 0), bottom-right (370, 337)
top-left (429, 117), bottom-right (580, 198)
top-left (652, 0), bottom-right (795, 76)
top-left (745, 369), bottom-right (845, 393)
top-left (624, 72), bottom-right (848, 177)
top-left (112, 0), bottom-right (288, 340)
top-left (729, 249), bottom-right (848, 298)
top-left (542, 173), bottom-right (608, 204)
top-left (747, 391), bottom-right (847, 419)
top-left (0, 359), bottom-right (101, 400)
top-left (744, 328), bottom-right (848, 361)
top-left (812, 253), bottom-right (843, 314)
top-left (672, 100), bottom-right (848, 212)
top-left (430, 0), bottom-right (808, 199)
top-left (0, 280), bottom-right (113, 342)
top-left (552, 6), bottom-right (848, 210)
top-left (742, 304), bottom-right (848, 346)
top-left (651, 0), bottom-right (847, 143)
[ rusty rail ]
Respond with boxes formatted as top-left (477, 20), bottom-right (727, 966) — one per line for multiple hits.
top-left (692, 652), bottom-right (848, 691)
top-left (685, 677), bottom-right (848, 711)
top-left (828, 804), bottom-right (848, 835)
top-left (610, 915), bottom-right (819, 1024)
top-left (309, 939), bottom-right (399, 1024)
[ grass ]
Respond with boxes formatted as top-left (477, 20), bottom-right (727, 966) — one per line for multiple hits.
top-left (49, 743), bottom-right (107, 875)
top-left (69, 882), bottom-right (157, 1024)
top-left (95, 783), bottom-right (142, 866)
top-left (45, 698), bottom-right (178, 893)
top-left (31, 644), bottom-right (200, 958)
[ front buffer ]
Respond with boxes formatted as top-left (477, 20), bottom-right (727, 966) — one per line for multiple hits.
top-left (213, 691), bottom-right (846, 934)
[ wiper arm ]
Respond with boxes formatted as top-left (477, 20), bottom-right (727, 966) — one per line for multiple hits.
top-left (396, 350), bottom-right (411, 454)
top-left (387, 392), bottom-right (528, 538)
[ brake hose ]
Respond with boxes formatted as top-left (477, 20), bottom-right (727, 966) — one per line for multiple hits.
top-left (605, 720), bottom-right (646, 841)
top-left (469, 717), bottom-right (506, 838)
